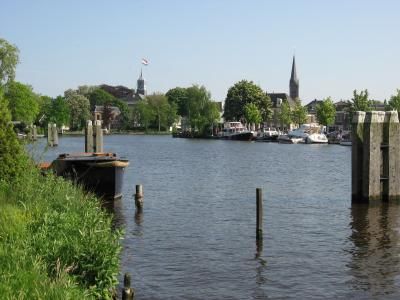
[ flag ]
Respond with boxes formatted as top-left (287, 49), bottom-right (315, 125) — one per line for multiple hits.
top-left (141, 58), bottom-right (149, 65)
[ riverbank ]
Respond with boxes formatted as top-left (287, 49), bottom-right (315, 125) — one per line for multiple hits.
top-left (0, 166), bottom-right (121, 298)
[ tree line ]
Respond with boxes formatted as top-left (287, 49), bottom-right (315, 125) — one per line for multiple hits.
top-left (3, 37), bottom-right (400, 135)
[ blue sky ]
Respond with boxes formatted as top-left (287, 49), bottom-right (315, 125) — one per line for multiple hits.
top-left (1, 0), bottom-right (400, 103)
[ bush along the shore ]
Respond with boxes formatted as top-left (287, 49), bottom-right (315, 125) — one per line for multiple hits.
top-left (0, 94), bottom-right (122, 299)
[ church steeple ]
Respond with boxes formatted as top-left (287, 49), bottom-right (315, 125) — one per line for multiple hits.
top-left (136, 68), bottom-right (146, 96)
top-left (289, 56), bottom-right (299, 100)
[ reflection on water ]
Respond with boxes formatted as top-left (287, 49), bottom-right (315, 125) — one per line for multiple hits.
top-left (348, 203), bottom-right (400, 297)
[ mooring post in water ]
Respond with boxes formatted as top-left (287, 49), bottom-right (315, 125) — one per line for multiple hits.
top-left (52, 123), bottom-right (58, 146)
top-left (93, 120), bottom-right (103, 153)
top-left (352, 110), bottom-right (400, 202)
top-left (85, 120), bottom-right (93, 152)
top-left (384, 111), bottom-right (400, 201)
top-left (47, 123), bottom-right (52, 146)
top-left (135, 184), bottom-right (143, 210)
top-left (256, 188), bottom-right (263, 241)
top-left (122, 273), bottom-right (135, 300)
top-left (32, 125), bottom-right (37, 141)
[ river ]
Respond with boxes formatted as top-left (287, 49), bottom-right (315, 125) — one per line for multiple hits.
top-left (30, 135), bottom-right (400, 299)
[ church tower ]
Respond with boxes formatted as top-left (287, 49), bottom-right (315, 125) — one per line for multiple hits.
top-left (289, 56), bottom-right (299, 100)
top-left (136, 69), bottom-right (146, 96)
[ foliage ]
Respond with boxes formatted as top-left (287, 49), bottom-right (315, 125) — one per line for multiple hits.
top-left (0, 89), bottom-right (30, 181)
top-left (64, 91), bottom-right (90, 130)
top-left (244, 102), bottom-right (262, 125)
top-left (0, 38), bottom-right (19, 88)
top-left (87, 88), bottom-right (131, 129)
top-left (135, 99), bottom-right (155, 130)
top-left (316, 97), bottom-right (336, 126)
top-left (278, 101), bottom-right (292, 128)
top-left (166, 87), bottom-right (188, 116)
top-left (291, 101), bottom-right (308, 126)
top-left (0, 167), bottom-right (122, 299)
top-left (388, 89), bottom-right (400, 111)
top-left (5, 81), bottom-right (40, 124)
top-left (147, 93), bottom-right (173, 132)
top-left (350, 89), bottom-right (371, 112)
top-left (47, 96), bottom-right (70, 127)
top-left (223, 80), bottom-right (272, 122)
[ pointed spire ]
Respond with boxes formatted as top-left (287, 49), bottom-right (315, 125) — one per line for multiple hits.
top-left (139, 68), bottom-right (143, 80)
top-left (290, 56), bottom-right (298, 83)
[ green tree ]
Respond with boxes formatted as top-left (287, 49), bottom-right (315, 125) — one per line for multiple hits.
top-left (65, 91), bottom-right (90, 130)
top-left (0, 88), bottom-right (29, 181)
top-left (203, 101), bottom-right (220, 135)
top-left (88, 88), bottom-right (115, 110)
top-left (278, 101), bottom-right (292, 129)
top-left (0, 38), bottom-right (19, 88)
top-left (244, 102), bottom-right (262, 125)
top-left (316, 97), bottom-right (336, 128)
top-left (166, 87), bottom-right (188, 116)
top-left (146, 93), bottom-right (172, 132)
top-left (291, 101), bottom-right (308, 127)
top-left (48, 96), bottom-right (70, 127)
top-left (136, 99), bottom-right (155, 130)
top-left (224, 80), bottom-right (272, 122)
top-left (388, 89), bottom-right (400, 111)
top-left (5, 81), bottom-right (39, 123)
top-left (351, 89), bottom-right (371, 112)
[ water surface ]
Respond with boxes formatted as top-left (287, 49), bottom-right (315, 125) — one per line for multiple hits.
top-left (31, 135), bottom-right (400, 299)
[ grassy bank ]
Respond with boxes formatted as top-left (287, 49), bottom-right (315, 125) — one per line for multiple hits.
top-left (0, 167), bottom-right (122, 299)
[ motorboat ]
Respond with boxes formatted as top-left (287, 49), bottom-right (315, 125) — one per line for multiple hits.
top-left (277, 134), bottom-right (304, 144)
top-left (218, 122), bottom-right (254, 141)
top-left (40, 152), bottom-right (129, 199)
top-left (256, 127), bottom-right (280, 142)
top-left (289, 124), bottom-right (327, 144)
top-left (306, 133), bottom-right (328, 144)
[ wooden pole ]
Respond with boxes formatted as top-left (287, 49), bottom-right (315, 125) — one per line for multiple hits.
top-left (94, 120), bottom-right (103, 153)
top-left (121, 273), bottom-right (135, 300)
top-left (256, 188), bottom-right (263, 241)
top-left (52, 123), bottom-right (58, 146)
top-left (32, 125), bottom-right (37, 141)
top-left (351, 111), bottom-right (366, 202)
top-left (85, 120), bottom-right (93, 152)
top-left (47, 123), bottom-right (53, 146)
top-left (135, 184), bottom-right (143, 210)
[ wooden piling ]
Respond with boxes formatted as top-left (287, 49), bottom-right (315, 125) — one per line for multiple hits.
top-left (384, 111), bottom-right (400, 201)
top-left (32, 125), bottom-right (37, 141)
top-left (351, 111), bottom-right (365, 202)
top-left (135, 184), bottom-right (143, 210)
top-left (94, 120), bottom-right (103, 153)
top-left (256, 188), bottom-right (263, 240)
top-left (47, 123), bottom-right (52, 146)
top-left (122, 273), bottom-right (135, 300)
top-left (52, 123), bottom-right (58, 146)
top-left (85, 120), bottom-right (93, 152)
top-left (362, 111), bottom-right (384, 201)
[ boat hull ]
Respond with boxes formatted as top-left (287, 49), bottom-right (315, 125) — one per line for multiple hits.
top-left (220, 132), bottom-right (254, 141)
top-left (51, 153), bottom-right (129, 200)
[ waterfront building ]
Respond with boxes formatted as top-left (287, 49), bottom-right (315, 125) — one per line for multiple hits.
top-left (265, 56), bottom-right (299, 131)
top-left (99, 70), bottom-right (147, 108)
top-left (289, 56), bottom-right (299, 101)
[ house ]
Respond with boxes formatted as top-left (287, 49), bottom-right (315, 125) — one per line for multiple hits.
top-left (93, 105), bottom-right (121, 130)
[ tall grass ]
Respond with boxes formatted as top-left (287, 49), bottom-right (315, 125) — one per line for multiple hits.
top-left (0, 166), bottom-right (122, 299)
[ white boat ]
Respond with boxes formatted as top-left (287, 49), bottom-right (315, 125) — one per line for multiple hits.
top-left (306, 133), bottom-right (328, 144)
top-left (277, 134), bottom-right (304, 144)
top-left (289, 124), bottom-right (328, 144)
top-left (218, 122), bottom-right (254, 141)
top-left (256, 127), bottom-right (280, 142)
